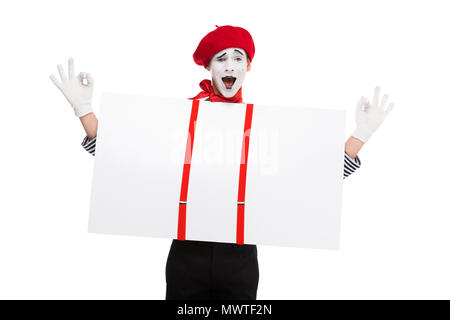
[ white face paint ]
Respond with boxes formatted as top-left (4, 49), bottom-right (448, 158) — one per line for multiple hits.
top-left (209, 47), bottom-right (248, 98)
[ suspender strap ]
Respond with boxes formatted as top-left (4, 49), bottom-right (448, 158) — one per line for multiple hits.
top-left (177, 99), bottom-right (200, 240)
top-left (236, 103), bottom-right (254, 244)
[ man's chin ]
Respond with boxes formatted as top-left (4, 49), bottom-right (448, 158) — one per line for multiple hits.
top-left (219, 91), bottom-right (237, 98)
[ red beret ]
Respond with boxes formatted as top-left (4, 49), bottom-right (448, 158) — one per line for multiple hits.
top-left (193, 25), bottom-right (255, 68)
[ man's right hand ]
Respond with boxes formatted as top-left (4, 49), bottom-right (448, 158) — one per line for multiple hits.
top-left (50, 57), bottom-right (94, 117)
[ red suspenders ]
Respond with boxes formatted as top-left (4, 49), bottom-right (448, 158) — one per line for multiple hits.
top-left (177, 99), bottom-right (200, 241)
top-left (236, 103), bottom-right (254, 244)
top-left (177, 100), bottom-right (254, 244)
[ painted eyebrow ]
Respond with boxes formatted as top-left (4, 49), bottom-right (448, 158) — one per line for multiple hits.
top-left (216, 52), bottom-right (227, 59)
top-left (234, 49), bottom-right (244, 55)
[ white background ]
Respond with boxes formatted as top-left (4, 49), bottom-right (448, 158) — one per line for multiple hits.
top-left (0, 0), bottom-right (449, 299)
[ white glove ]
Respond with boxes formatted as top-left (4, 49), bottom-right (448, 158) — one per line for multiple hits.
top-left (50, 57), bottom-right (94, 117)
top-left (352, 86), bottom-right (394, 143)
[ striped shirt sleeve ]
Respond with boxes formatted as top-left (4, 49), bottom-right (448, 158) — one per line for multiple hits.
top-left (81, 135), bottom-right (96, 156)
top-left (81, 135), bottom-right (361, 179)
top-left (344, 152), bottom-right (361, 179)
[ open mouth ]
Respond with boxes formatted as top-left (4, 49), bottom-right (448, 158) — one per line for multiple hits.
top-left (222, 76), bottom-right (236, 89)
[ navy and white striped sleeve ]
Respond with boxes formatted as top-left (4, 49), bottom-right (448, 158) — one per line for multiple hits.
top-left (81, 135), bottom-right (96, 156)
top-left (344, 152), bottom-right (361, 179)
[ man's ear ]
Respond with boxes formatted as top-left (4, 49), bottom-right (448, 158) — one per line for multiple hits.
top-left (247, 60), bottom-right (252, 72)
top-left (206, 64), bottom-right (210, 71)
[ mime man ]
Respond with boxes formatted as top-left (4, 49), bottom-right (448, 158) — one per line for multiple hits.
top-left (50, 25), bottom-right (394, 300)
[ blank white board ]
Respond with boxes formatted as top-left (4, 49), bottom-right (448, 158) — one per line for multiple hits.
top-left (88, 93), bottom-right (345, 249)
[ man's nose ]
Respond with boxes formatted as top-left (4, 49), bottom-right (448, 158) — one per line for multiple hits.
top-left (224, 61), bottom-right (234, 72)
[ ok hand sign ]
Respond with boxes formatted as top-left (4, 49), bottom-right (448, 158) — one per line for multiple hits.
top-left (50, 57), bottom-right (94, 117)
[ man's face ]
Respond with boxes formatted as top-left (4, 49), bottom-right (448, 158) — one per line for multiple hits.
top-left (207, 47), bottom-right (251, 98)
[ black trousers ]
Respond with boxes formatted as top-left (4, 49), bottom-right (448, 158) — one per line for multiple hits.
top-left (165, 239), bottom-right (259, 300)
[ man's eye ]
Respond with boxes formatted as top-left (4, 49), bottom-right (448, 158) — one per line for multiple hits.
top-left (217, 58), bottom-right (225, 62)
top-left (236, 57), bottom-right (242, 61)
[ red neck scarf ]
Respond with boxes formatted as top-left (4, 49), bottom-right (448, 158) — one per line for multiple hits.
top-left (190, 79), bottom-right (243, 103)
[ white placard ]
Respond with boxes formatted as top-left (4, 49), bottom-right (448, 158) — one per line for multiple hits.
top-left (88, 93), bottom-right (345, 249)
